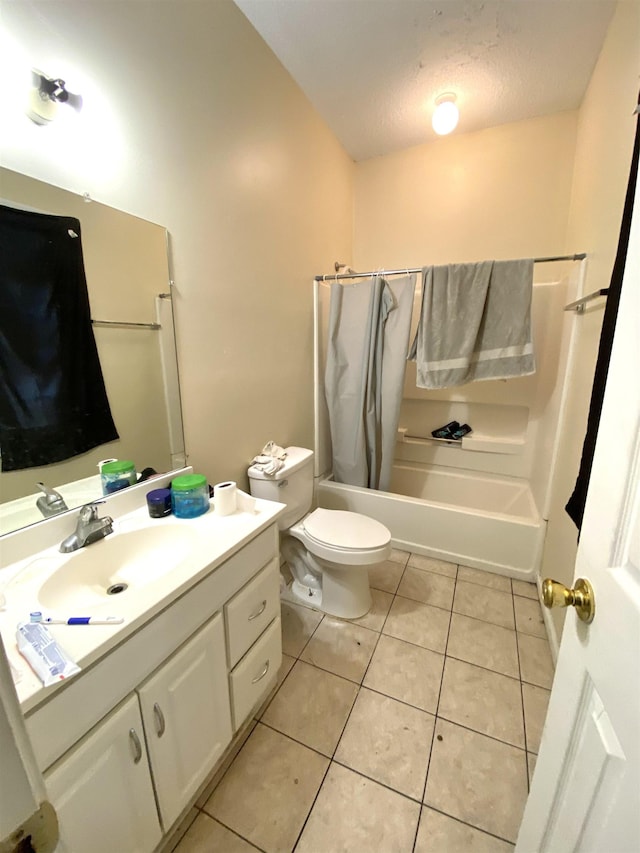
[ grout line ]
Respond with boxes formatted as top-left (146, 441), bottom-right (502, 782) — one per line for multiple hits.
top-left (331, 757), bottom-right (426, 805)
top-left (292, 619), bottom-right (392, 848)
top-left (357, 683), bottom-right (438, 717)
top-left (433, 715), bottom-right (527, 752)
top-left (394, 589), bottom-right (459, 615)
top-left (444, 650), bottom-right (520, 682)
top-left (448, 608), bottom-right (517, 632)
top-left (281, 604), bottom-right (324, 660)
top-left (290, 655), bottom-right (372, 686)
top-left (455, 574), bottom-right (514, 595)
top-left (198, 813), bottom-right (268, 853)
top-left (290, 754), bottom-right (334, 851)
top-left (379, 627), bottom-right (447, 657)
top-left (167, 807), bottom-right (200, 852)
top-left (377, 624), bottom-right (447, 651)
top-left (511, 585), bottom-right (532, 795)
top-left (423, 804), bottom-right (518, 847)
top-left (257, 718), bottom-right (335, 760)
top-left (413, 561), bottom-right (458, 853)
top-left (197, 720), bottom-right (260, 807)
top-left (356, 627), bottom-right (384, 687)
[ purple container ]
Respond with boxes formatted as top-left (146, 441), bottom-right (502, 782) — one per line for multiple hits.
top-left (146, 488), bottom-right (172, 518)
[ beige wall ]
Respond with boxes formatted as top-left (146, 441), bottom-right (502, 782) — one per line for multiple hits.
top-left (541, 0), bottom-right (640, 644)
top-left (1, 0), bottom-right (354, 489)
top-left (354, 111), bottom-right (578, 269)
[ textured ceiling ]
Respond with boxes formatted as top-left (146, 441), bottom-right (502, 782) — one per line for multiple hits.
top-left (234, 0), bottom-right (616, 161)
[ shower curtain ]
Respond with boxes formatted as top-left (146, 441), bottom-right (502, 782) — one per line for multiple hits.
top-left (324, 273), bottom-right (416, 491)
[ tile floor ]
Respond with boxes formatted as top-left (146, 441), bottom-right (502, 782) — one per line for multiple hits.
top-left (174, 550), bottom-right (555, 853)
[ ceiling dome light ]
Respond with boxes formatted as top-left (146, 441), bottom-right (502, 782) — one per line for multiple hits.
top-left (432, 93), bottom-right (459, 136)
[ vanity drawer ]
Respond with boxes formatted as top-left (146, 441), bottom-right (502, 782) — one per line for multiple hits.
top-left (229, 617), bottom-right (281, 731)
top-left (225, 557), bottom-right (280, 667)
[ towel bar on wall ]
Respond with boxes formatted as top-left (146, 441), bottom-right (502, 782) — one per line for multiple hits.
top-left (92, 320), bottom-right (160, 330)
top-left (564, 288), bottom-right (609, 313)
top-left (91, 290), bottom-right (172, 329)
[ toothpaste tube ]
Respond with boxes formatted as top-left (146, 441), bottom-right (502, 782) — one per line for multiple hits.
top-left (16, 621), bottom-right (81, 687)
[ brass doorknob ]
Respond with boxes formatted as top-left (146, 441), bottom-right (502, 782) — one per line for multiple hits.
top-left (542, 577), bottom-right (595, 624)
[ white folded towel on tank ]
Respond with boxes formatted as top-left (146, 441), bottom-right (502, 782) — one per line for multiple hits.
top-left (251, 441), bottom-right (287, 475)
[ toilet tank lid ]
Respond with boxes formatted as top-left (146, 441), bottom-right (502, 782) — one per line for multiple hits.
top-left (247, 446), bottom-right (313, 481)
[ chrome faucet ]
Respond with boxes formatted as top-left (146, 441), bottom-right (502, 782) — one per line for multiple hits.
top-left (59, 502), bottom-right (114, 553)
top-left (36, 482), bottom-right (69, 518)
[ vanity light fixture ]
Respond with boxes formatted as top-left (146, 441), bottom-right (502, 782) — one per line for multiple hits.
top-left (27, 69), bottom-right (83, 125)
top-left (432, 93), bottom-right (459, 136)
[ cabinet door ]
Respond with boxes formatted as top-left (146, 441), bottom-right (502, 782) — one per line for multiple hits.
top-left (45, 694), bottom-right (162, 853)
top-left (138, 613), bottom-right (232, 830)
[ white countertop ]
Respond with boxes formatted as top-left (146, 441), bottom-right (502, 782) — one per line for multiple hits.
top-left (0, 495), bottom-right (284, 712)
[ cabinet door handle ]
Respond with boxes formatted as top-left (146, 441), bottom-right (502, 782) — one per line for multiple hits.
top-left (251, 659), bottom-right (270, 684)
top-left (129, 728), bottom-right (142, 764)
top-left (153, 702), bottom-right (166, 737)
top-left (248, 599), bottom-right (267, 621)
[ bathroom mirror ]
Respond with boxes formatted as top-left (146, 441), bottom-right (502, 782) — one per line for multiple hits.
top-left (0, 167), bottom-right (185, 535)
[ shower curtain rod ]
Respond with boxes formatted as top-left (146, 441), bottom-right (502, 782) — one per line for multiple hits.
top-left (314, 253), bottom-right (586, 281)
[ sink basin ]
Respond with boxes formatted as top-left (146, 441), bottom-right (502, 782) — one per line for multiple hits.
top-left (38, 526), bottom-right (201, 612)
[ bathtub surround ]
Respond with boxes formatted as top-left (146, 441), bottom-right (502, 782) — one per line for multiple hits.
top-left (315, 269), bottom-right (571, 582)
top-left (408, 259), bottom-right (535, 389)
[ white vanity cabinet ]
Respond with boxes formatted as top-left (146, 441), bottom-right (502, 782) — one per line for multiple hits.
top-left (29, 519), bottom-right (283, 853)
top-left (45, 694), bottom-right (162, 853)
top-left (138, 613), bottom-right (232, 830)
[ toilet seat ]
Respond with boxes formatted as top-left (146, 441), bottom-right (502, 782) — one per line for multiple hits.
top-left (290, 508), bottom-right (391, 566)
top-left (304, 508), bottom-right (390, 550)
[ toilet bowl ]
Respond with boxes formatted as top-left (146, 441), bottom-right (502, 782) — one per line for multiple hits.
top-left (284, 508), bottom-right (391, 617)
top-left (248, 447), bottom-right (391, 618)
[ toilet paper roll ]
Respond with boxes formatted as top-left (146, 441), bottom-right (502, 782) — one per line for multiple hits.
top-left (214, 481), bottom-right (237, 516)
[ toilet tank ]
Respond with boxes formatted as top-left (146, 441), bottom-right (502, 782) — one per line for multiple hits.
top-left (248, 446), bottom-right (314, 530)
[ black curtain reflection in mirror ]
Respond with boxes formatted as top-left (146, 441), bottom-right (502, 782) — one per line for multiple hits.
top-left (0, 204), bottom-right (119, 471)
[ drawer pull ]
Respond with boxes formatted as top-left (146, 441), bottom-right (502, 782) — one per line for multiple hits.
top-left (251, 660), bottom-right (270, 684)
top-left (248, 599), bottom-right (267, 621)
top-left (153, 702), bottom-right (166, 737)
top-left (129, 728), bottom-right (142, 764)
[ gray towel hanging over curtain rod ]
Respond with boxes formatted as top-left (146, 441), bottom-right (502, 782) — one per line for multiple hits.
top-left (315, 253), bottom-right (587, 281)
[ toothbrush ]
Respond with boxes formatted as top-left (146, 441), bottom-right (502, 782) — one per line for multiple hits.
top-left (30, 613), bottom-right (123, 626)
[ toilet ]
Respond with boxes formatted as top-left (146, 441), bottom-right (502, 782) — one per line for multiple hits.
top-left (248, 446), bottom-right (391, 618)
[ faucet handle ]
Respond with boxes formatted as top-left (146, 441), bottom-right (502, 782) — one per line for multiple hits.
top-left (79, 500), bottom-right (106, 521)
top-left (36, 482), bottom-right (65, 504)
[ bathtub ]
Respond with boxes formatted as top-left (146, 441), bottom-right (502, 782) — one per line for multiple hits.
top-left (316, 462), bottom-right (545, 581)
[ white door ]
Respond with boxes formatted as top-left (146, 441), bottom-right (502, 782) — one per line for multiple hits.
top-left (138, 613), bottom-right (232, 831)
top-left (45, 694), bottom-right (162, 853)
top-left (516, 175), bottom-right (640, 850)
